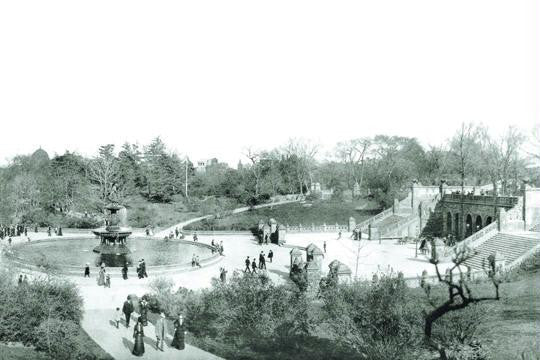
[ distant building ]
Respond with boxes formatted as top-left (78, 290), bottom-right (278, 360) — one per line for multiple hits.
top-left (195, 158), bottom-right (220, 173)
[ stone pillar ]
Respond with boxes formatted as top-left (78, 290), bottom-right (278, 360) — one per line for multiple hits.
top-left (393, 198), bottom-right (399, 214)
top-left (306, 243), bottom-right (324, 268)
top-left (368, 225), bottom-right (380, 241)
top-left (289, 248), bottom-right (303, 274)
top-left (348, 217), bottom-right (356, 232)
top-left (305, 262), bottom-right (321, 296)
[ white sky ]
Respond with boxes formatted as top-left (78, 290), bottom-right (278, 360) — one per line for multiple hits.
top-left (0, 0), bottom-right (538, 166)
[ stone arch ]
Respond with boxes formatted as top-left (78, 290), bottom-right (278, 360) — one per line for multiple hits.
top-left (475, 215), bottom-right (483, 232)
top-left (446, 212), bottom-right (452, 235)
top-left (485, 216), bottom-right (493, 225)
top-left (465, 214), bottom-right (473, 237)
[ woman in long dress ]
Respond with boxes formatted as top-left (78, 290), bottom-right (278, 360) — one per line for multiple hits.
top-left (97, 267), bottom-right (105, 286)
top-left (132, 317), bottom-right (145, 356)
top-left (140, 299), bottom-right (148, 326)
top-left (171, 314), bottom-right (186, 350)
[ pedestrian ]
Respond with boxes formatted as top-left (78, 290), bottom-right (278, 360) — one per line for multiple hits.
top-left (219, 243), bottom-right (224, 256)
top-left (191, 254), bottom-right (196, 268)
top-left (18, 274), bottom-right (23, 285)
top-left (175, 227), bottom-right (179, 239)
top-left (97, 266), bottom-right (105, 286)
top-left (193, 232), bottom-right (198, 242)
top-left (337, 231), bottom-right (342, 240)
top-left (171, 314), bottom-right (186, 350)
top-left (155, 312), bottom-right (166, 351)
top-left (122, 296), bottom-right (134, 328)
top-left (259, 251), bottom-right (266, 269)
top-left (24, 227), bottom-right (27, 237)
top-left (122, 262), bottom-right (128, 280)
top-left (323, 241), bottom-right (327, 253)
top-left (244, 256), bottom-right (251, 272)
top-left (140, 298), bottom-right (149, 326)
top-left (23, 275), bottom-right (28, 284)
top-left (8, 237), bottom-right (11, 246)
top-left (84, 263), bottom-right (90, 278)
top-left (105, 273), bottom-right (111, 288)
top-left (211, 239), bottom-right (215, 254)
top-left (132, 317), bottom-right (145, 356)
top-left (251, 257), bottom-right (258, 273)
top-left (268, 250), bottom-right (273, 263)
top-left (136, 260), bottom-right (143, 279)
top-left (115, 307), bottom-right (121, 329)
top-left (47, 227), bottom-right (51, 236)
top-left (141, 259), bottom-right (148, 277)
top-left (220, 267), bottom-right (227, 283)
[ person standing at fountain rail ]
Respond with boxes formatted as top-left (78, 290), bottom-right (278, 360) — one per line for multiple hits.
top-left (268, 250), bottom-right (273, 263)
top-left (132, 317), bottom-right (145, 356)
top-left (122, 296), bottom-right (134, 328)
top-left (171, 314), bottom-right (186, 350)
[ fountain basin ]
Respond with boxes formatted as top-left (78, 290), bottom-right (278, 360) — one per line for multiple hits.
top-left (4, 237), bottom-right (217, 271)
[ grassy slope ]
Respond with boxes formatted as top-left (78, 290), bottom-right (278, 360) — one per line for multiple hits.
top-left (185, 199), bottom-right (381, 231)
top-left (0, 329), bottom-right (113, 360)
top-left (485, 271), bottom-right (540, 359)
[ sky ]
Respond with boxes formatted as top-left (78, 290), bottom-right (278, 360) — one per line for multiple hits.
top-left (0, 0), bottom-right (538, 166)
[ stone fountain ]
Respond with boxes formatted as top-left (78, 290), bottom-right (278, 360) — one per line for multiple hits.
top-left (92, 203), bottom-right (132, 265)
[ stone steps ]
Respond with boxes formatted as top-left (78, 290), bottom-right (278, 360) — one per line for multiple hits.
top-left (464, 233), bottom-right (540, 270)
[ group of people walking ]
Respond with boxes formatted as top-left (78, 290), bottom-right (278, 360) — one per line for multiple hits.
top-left (121, 296), bottom-right (187, 357)
top-left (136, 259), bottom-right (148, 279)
top-left (244, 250), bottom-right (273, 273)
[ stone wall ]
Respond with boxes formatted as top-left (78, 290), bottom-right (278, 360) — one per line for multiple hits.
top-left (524, 186), bottom-right (540, 230)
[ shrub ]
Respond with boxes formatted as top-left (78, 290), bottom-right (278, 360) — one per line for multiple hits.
top-left (0, 274), bottom-right (83, 345)
top-left (34, 318), bottom-right (82, 360)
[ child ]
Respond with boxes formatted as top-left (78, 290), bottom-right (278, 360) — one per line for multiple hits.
top-left (115, 307), bottom-right (121, 328)
top-left (105, 274), bottom-right (111, 288)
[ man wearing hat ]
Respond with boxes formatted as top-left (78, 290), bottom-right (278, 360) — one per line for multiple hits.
top-left (155, 312), bottom-right (166, 351)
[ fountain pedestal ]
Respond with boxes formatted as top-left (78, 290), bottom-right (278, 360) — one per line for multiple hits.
top-left (92, 203), bottom-right (133, 262)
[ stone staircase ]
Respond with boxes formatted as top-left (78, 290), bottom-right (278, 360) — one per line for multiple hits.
top-left (463, 232), bottom-right (540, 270)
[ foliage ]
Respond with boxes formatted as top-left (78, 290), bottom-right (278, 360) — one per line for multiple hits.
top-left (320, 272), bottom-right (423, 359)
top-left (0, 273), bottom-right (83, 345)
top-left (34, 318), bottom-right (82, 360)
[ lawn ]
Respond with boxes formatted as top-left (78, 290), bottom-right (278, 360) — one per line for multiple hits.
top-left (0, 344), bottom-right (47, 360)
top-left (184, 199), bottom-right (381, 231)
top-left (0, 328), bottom-right (113, 360)
top-left (484, 271), bottom-right (540, 359)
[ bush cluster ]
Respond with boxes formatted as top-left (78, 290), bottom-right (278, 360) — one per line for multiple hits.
top-left (0, 272), bottom-right (101, 359)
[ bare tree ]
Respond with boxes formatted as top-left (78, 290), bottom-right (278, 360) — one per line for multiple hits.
top-left (335, 138), bottom-right (371, 194)
top-left (422, 245), bottom-right (501, 360)
top-left (479, 126), bottom-right (525, 196)
top-left (244, 147), bottom-right (264, 197)
top-left (88, 144), bottom-right (122, 203)
top-left (282, 138), bottom-right (319, 195)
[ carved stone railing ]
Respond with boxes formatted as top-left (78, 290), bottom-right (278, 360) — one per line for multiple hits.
top-left (453, 221), bottom-right (499, 252)
top-left (442, 194), bottom-right (518, 208)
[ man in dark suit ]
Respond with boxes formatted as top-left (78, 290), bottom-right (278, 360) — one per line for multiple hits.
top-left (122, 296), bottom-right (134, 328)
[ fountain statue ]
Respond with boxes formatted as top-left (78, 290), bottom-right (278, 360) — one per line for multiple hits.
top-left (92, 203), bottom-right (133, 265)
